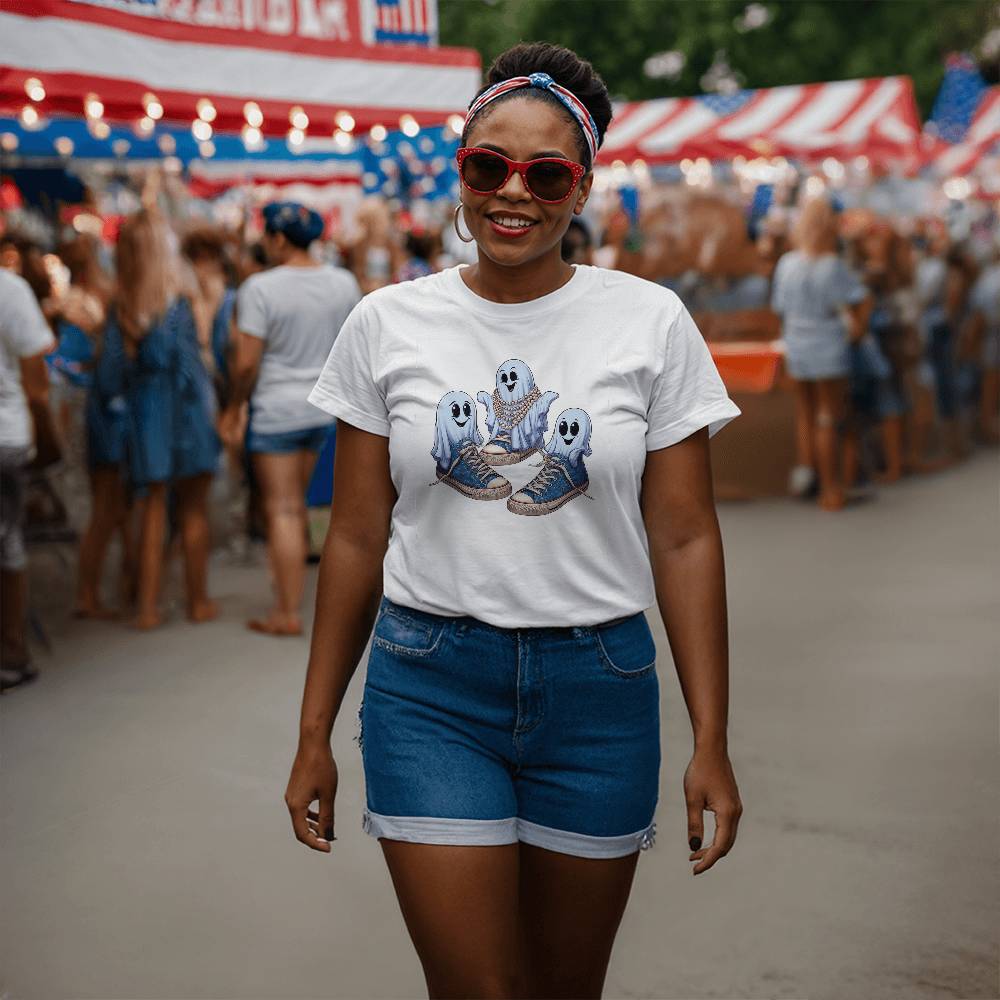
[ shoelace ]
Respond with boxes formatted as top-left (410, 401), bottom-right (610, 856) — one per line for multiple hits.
top-left (461, 443), bottom-right (498, 485)
top-left (524, 453), bottom-right (595, 501)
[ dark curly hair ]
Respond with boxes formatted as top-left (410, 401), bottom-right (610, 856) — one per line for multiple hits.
top-left (461, 42), bottom-right (613, 170)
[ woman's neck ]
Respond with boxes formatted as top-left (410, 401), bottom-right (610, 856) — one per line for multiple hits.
top-left (463, 246), bottom-right (575, 304)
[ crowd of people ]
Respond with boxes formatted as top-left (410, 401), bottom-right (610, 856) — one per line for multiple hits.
top-left (0, 170), bottom-right (997, 691)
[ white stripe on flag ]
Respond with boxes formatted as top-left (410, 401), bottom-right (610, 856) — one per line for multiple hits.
top-left (773, 80), bottom-right (865, 145)
top-left (718, 86), bottom-right (804, 140)
top-left (601, 99), bottom-right (682, 152)
top-left (640, 102), bottom-right (717, 153)
top-left (834, 78), bottom-right (904, 145)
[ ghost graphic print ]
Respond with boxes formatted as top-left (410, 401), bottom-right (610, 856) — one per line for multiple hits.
top-left (430, 390), bottom-right (511, 501)
top-left (508, 407), bottom-right (594, 516)
top-left (477, 359), bottom-right (559, 466)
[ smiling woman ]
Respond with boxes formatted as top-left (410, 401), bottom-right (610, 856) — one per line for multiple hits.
top-left (288, 40), bottom-right (745, 1000)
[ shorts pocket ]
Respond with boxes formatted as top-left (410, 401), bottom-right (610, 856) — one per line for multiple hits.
top-left (594, 613), bottom-right (657, 678)
top-left (372, 605), bottom-right (445, 658)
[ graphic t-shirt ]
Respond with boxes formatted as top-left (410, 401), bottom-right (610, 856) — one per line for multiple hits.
top-left (308, 264), bottom-right (740, 628)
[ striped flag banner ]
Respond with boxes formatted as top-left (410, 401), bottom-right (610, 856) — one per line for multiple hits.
top-left (598, 76), bottom-right (921, 166)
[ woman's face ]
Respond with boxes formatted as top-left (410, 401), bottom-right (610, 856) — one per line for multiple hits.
top-left (461, 95), bottom-right (593, 268)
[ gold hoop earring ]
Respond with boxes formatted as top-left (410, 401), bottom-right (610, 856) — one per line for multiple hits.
top-left (453, 203), bottom-right (474, 244)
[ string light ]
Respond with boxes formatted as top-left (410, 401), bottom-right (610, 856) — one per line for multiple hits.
top-left (157, 134), bottom-right (176, 155)
top-left (289, 106), bottom-right (309, 130)
top-left (400, 114), bottom-right (419, 137)
top-left (192, 119), bottom-right (213, 142)
top-left (19, 105), bottom-right (40, 129)
top-left (112, 139), bottom-right (131, 157)
top-left (54, 137), bottom-right (74, 157)
top-left (143, 93), bottom-right (163, 120)
top-left (447, 114), bottom-right (464, 135)
top-left (84, 93), bottom-right (104, 119)
top-left (335, 111), bottom-right (355, 133)
top-left (1, 132), bottom-right (20, 152)
top-left (242, 125), bottom-right (263, 150)
top-left (88, 120), bottom-right (111, 140)
top-left (135, 116), bottom-right (156, 137)
top-left (287, 127), bottom-right (305, 147)
top-left (369, 123), bottom-right (387, 142)
top-left (244, 102), bottom-right (263, 128)
top-left (333, 129), bottom-right (354, 150)
top-left (196, 98), bottom-right (217, 123)
top-left (198, 140), bottom-right (216, 158)
top-left (24, 77), bottom-right (45, 102)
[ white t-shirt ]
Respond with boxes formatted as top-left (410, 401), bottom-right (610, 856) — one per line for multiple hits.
top-left (0, 270), bottom-right (56, 450)
top-left (236, 264), bottom-right (362, 434)
top-left (308, 264), bottom-right (740, 628)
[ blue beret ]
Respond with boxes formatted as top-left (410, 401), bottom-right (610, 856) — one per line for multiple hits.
top-left (263, 201), bottom-right (324, 247)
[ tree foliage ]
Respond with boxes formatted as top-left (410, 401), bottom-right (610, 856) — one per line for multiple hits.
top-left (439, 0), bottom-right (997, 116)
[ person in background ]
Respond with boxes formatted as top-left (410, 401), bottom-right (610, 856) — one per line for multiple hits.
top-left (181, 225), bottom-right (237, 408)
top-left (46, 235), bottom-right (135, 618)
top-left (964, 241), bottom-right (1000, 444)
top-left (0, 267), bottom-right (56, 691)
top-left (394, 228), bottom-right (438, 283)
top-left (220, 201), bottom-right (361, 637)
top-left (97, 207), bottom-right (220, 629)
top-left (561, 216), bottom-right (593, 264)
top-left (771, 196), bottom-right (870, 510)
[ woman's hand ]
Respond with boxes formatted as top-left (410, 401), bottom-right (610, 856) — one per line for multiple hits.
top-left (217, 403), bottom-right (246, 449)
top-left (285, 739), bottom-right (339, 853)
top-left (684, 744), bottom-right (743, 875)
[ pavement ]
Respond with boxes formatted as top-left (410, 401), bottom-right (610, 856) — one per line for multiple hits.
top-left (2, 451), bottom-right (997, 1000)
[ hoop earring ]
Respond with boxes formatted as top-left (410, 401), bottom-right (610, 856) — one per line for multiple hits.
top-left (453, 203), bottom-right (474, 244)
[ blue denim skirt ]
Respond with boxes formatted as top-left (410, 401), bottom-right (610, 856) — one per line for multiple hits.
top-left (356, 596), bottom-right (660, 859)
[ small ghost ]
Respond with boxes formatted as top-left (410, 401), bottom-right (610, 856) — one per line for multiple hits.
top-left (543, 407), bottom-right (593, 467)
top-left (477, 358), bottom-right (559, 455)
top-left (431, 390), bottom-right (483, 470)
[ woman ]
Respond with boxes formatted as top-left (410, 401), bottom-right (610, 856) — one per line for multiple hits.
top-left (97, 208), bottom-right (219, 628)
top-left (285, 43), bottom-right (744, 999)
top-left (771, 196), bottom-right (869, 510)
top-left (220, 202), bottom-right (361, 636)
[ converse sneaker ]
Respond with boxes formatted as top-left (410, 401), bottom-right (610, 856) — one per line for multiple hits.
top-left (507, 453), bottom-right (592, 515)
top-left (434, 441), bottom-right (512, 500)
top-left (479, 430), bottom-right (537, 467)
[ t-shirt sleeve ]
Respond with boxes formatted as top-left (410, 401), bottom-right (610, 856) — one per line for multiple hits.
top-left (307, 296), bottom-right (390, 437)
top-left (0, 275), bottom-right (55, 358)
top-left (235, 276), bottom-right (268, 340)
top-left (645, 300), bottom-right (741, 451)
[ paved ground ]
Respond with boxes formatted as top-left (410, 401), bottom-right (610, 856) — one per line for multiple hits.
top-left (2, 452), bottom-right (997, 1000)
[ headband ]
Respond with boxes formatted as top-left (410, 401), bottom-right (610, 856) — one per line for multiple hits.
top-left (463, 71), bottom-right (599, 165)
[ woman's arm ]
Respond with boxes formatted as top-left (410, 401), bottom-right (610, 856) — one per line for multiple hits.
top-left (640, 427), bottom-right (743, 875)
top-left (285, 421), bottom-right (396, 853)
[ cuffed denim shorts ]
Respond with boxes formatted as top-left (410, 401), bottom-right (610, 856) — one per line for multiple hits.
top-left (355, 596), bottom-right (661, 859)
top-left (245, 422), bottom-right (332, 454)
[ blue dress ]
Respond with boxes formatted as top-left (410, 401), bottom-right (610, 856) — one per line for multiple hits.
top-left (96, 298), bottom-right (220, 486)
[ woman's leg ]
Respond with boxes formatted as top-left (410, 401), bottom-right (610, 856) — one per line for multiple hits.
top-left (814, 378), bottom-right (848, 510)
top-left (175, 472), bottom-right (217, 622)
top-left (134, 482), bottom-right (167, 629)
top-left (518, 842), bottom-right (641, 999)
top-left (249, 451), bottom-right (310, 634)
top-left (792, 379), bottom-right (816, 470)
top-left (378, 841), bottom-right (524, 999)
top-left (74, 466), bottom-right (126, 618)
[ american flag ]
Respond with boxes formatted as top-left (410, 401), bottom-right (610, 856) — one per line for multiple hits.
top-left (599, 76), bottom-right (920, 165)
top-left (923, 53), bottom-right (1000, 177)
top-left (369, 0), bottom-right (437, 46)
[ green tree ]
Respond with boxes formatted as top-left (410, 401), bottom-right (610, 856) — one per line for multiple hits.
top-left (439, 0), bottom-right (997, 116)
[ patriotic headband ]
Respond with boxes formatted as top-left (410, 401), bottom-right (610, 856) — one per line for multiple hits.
top-left (463, 72), bottom-right (600, 165)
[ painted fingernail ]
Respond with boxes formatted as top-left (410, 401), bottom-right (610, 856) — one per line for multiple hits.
top-left (689, 836), bottom-right (701, 851)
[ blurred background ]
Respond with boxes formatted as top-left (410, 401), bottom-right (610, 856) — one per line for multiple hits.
top-left (1, 2), bottom-right (997, 998)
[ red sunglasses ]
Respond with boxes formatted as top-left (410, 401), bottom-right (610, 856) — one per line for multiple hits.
top-left (456, 147), bottom-right (587, 204)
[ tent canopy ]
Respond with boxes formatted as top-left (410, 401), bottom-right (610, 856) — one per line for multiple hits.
top-left (599, 77), bottom-right (920, 166)
top-left (0, 0), bottom-right (480, 136)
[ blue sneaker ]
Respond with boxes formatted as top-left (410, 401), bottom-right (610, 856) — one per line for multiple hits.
top-left (479, 430), bottom-right (537, 467)
top-left (507, 453), bottom-right (592, 515)
top-left (434, 441), bottom-right (512, 500)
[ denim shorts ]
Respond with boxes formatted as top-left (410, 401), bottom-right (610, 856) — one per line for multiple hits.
top-left (355, 596), bottom-right (661, 859)
top-left (245, 422), bottom-right (332, 454)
